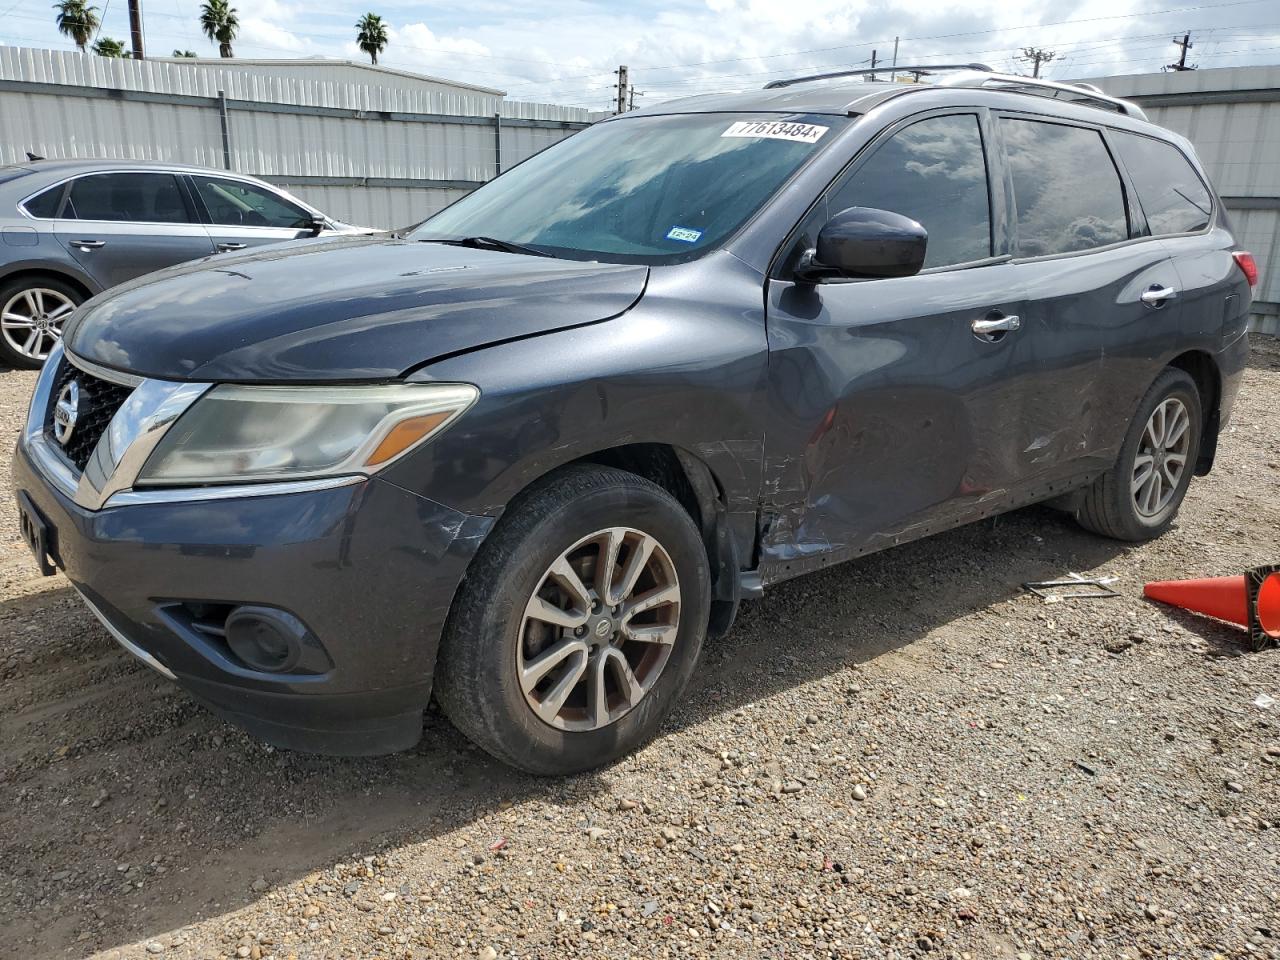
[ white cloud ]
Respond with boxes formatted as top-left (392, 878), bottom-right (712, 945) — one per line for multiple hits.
top-left (239, 17), bottom-right (310, 53)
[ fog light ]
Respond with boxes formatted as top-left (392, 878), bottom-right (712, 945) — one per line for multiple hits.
top-left (225, 606), bottom-right (308, 673)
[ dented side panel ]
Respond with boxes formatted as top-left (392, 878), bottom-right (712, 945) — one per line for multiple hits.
top-left (758, 265), bottom-right (1029, 571)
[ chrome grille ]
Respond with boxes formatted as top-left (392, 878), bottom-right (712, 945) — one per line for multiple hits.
top-left (44, 359), bottom-right (135, 472)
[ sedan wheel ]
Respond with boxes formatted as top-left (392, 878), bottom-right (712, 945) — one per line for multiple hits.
top-left (518, 527), bottom-right (681, 731)
top-left (0, 285), bottom-right (78, 366)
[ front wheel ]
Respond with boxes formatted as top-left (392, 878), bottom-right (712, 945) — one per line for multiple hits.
top-left (1076, 367), bottom-right (1202, 542)
top-left (434, 465), bottom-right (711, 775)
top-left (0, 277), bottom-right (83, 369)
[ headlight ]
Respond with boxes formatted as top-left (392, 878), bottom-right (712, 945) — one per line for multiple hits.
top-left (137, 382), bottom-right (478, 485)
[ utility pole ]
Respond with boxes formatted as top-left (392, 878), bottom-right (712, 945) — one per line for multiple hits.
top-left (127, 0), bottom-right (145, 58)
top-left (1167, 32), bottom-right (1196, 71)
top-left (890, 36), bottom-right (899, 81)
top-left (615, 65), bottom-right (629, 115)
top-left (1018, 46), bottom-right (1056, 78)
top-left (627, 87), bottom-right (644, 111)
top-left (864, 49), bottom-right (877, 81)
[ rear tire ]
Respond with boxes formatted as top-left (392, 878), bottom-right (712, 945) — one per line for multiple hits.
top-left (434, 464), bottom-right (710, 775)
top-left (0, 276), bottom-right (83, 369)
top-left (1075, 367), bottom-right (1202, 542)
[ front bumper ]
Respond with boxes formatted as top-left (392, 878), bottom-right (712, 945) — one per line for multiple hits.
top-left (13, 440), bottom-right (492, 755)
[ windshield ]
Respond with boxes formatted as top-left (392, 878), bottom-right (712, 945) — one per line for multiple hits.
top-left (412, 112), bottom-right (848, 264)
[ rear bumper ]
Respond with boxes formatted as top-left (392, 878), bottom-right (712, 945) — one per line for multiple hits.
top-left (13, 443), bottom-right (493, 755)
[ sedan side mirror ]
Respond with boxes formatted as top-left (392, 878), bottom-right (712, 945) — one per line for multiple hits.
top-left (796, 206), bottom-right (928, 282)
top-left (306, 217), bottom-right (327, 237)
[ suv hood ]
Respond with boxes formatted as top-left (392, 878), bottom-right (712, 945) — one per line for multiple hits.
top-left (64, 236), bottom-right (649, 382)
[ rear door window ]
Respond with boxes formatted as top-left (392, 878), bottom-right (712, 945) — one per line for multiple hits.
top-left (1111, 132), bottom-right (1212, 235)
top-left (67, 172), bottom-right (194, 223)
top-left (826, 113), bottom-right (992, 269)
top-left (192, 176), bottom-right (312, 229)
top-left (999, 118), bottom-right (1129, 257)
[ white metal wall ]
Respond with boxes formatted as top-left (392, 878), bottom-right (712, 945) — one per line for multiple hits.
top-left (268, 182), bottom-right (466, 229)
top-left (0, 47), bottom-right (594, 230)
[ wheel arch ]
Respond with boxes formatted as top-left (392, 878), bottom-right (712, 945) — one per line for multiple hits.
top-left (1165, 349), bottom-right (1221, 475)
top-left (0, 264), bottom-right (95, 302)
top-left (570, 443), bottom-right (746, 638)
top-left (456, 442), bottom-right (749, 643)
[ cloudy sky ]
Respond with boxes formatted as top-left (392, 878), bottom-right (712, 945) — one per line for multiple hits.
top-left (4, 0), bottom-right (1279, 108)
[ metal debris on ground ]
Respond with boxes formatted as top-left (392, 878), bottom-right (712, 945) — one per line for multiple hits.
top-left (1024, 573), bottom-right (1121, 602)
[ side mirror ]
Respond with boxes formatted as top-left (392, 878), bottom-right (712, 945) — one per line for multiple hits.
top-left (797, 206), bottom-right (927, 282)
top-left (305, 217), bottom-right (327, 237)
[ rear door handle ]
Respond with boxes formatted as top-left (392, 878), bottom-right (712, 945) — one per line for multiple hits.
top-left (1141, 284), bottom-right (1178, 307)
top-left (971, 313), bottom-right (1021, 338)
top-left (216, 242), bottom-right (246, 252)
top-left (70, 239), bottom-right (105, 250)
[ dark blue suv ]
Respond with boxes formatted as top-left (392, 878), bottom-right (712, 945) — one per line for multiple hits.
top-left (13, 66), bottom-right (1255, 773)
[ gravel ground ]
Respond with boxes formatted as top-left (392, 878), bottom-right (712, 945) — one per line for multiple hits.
top-left (2, 340), bottom-right (1279, 960)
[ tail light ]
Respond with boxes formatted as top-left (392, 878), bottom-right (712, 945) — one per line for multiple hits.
top-left (1233, 251), bottom-right (1259, 294)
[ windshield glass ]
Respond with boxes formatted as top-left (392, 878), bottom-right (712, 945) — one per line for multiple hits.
top-left (412, 112), bottom-right (848, 264)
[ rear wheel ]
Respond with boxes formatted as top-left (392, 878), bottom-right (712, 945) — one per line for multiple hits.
top-left (434, 465), bottom-right (710, 775)
top-left (1076, 367), bottom-right (1202, 542)
top-left (0, 276), bottom-right (82, 368)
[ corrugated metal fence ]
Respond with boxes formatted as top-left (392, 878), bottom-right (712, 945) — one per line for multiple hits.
top-left (0, 47), bottom-right (595, 229)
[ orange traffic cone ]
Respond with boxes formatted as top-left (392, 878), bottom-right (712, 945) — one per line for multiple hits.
top-left (1144, 565), bottom-right (1280, 651)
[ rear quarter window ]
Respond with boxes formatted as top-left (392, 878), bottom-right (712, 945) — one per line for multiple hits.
top-left (22, 184), bottom-right (65, 219)
top-left (1000, 117), bottom-right (1129, 257)
top-left (1111, 132), bottom-right (1212, 235)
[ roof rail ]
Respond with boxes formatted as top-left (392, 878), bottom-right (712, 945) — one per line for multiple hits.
top-left (931, 71), bottom-right (1148, 119)
top-left (763, 63), bottom-right (994, 89)
top-left (763, 63), bottom-right (1147, 119)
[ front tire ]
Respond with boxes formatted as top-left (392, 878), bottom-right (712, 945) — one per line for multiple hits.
top-left (434, 465), bottom-right (711, 775)
top-left (1075, 367), bottom-right (1202, 542)
top-left (0, 276), bottom-right (82, 369)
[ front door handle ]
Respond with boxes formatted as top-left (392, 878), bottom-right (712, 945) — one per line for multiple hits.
top-left (971, 313), bottom-right (1021, 338)
top-left (1141, 284), bottom-right (1178, 307)
top-left (216, 242), bottom-right (246, 252)
top-left (70, 239), bottom-right (105, 250)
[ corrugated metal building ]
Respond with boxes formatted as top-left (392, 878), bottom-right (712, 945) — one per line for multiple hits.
top-left (0, 47), bottom-right (596, 228)
top-left (1088, 65), bottom-right (1280, 334)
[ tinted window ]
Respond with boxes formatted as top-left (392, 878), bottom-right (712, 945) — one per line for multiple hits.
top-left (1001, 118), bottom-right (1128, 257)
top-left (67, 172), bottom-right (192, 223)
top-left (414, 112), bottom-right (851, 265)
top-left (193, 176), bottom-right (312, 229)
top-left (23, 185), bottom-right (65, 219)
top-left (827, 114), bottom-right (991, 268)
top-left (1112, 133), bottom-right (1212, 235)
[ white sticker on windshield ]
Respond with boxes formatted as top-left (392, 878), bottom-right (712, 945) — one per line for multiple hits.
top-left (721, 120), bottom-right (829, 144)
top-left (666, 226), bottom-right (703, 244)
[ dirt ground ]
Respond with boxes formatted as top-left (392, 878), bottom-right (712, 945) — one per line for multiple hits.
top-left (1, 340), bottom-right (1278, 960)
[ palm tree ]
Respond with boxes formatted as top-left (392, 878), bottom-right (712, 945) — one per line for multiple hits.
top-left (355, 13), bottom-right (388, 66)
top-left (52, 0), bottom-right (100, 52)
top-left (172, 49), bottom-right (198, 57)
top-left (91, 36), bottom-right (126, 57)
top-left (199, 0), bottom-right (239, 59)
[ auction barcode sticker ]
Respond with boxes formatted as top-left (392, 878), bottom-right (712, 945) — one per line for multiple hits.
top-left (721, 120), bottom-right (829, 144)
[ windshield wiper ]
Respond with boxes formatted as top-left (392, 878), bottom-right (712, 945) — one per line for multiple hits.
top-left (420, 235), bottom-right (553, 258)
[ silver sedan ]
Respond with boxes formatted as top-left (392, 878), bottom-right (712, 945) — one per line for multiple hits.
top-left (0, 158), bottom-right (369, 368)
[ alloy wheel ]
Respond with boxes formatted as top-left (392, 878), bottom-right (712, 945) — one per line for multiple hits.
top-left (1, 287), bottom-right (75, 361)
top-left (1132, 397), bottom-right (1191, 517)
top-left (517, 526), bottom-right (681, 732)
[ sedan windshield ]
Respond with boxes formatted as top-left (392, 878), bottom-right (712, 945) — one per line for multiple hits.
top-left (412, 112), bottom-right (848, 264)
